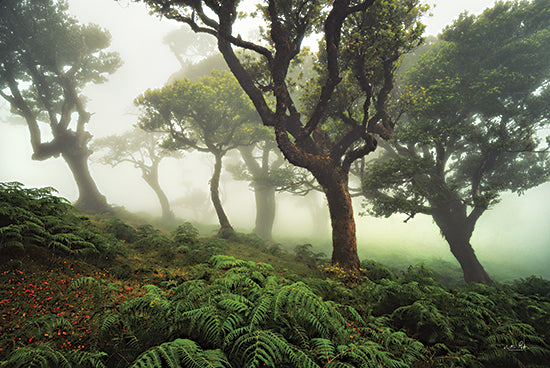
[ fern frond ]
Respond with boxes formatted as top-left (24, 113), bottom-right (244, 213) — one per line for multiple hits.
top-left (130, 339), bottom-right (228, 368)
top-left (310, 338), bottom-right (336, 364)
top-left (227, 328), bottom-right (294, 368)
top-left (274, 282), bottom-right (344, 339)
top-left (0, 345), bottom-right (72, 368)
top-left (392, 300), bottom-right (453, 344)
top-left (67, 276), bottom-right (103, 293)
top-left (65, 350), bottom-right (107, 368)
top-left (180, 305), bottom-right (225, 347)
top-left (332, 342), bottom-right (408, 368)
top-left (0, 344), bottom-right (105, 368)
top-left (210, 255), bottom-right (249, 271)
top-left (248, 290), bottom-right (274, 329)
top-left (172, 280), bottom-right (209, 303)
top-left (19, 314), bottom-right (73, 339)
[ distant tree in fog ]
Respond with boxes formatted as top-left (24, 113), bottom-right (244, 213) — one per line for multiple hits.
top-left (362, 0), bottom-right (550, 283)
top-left (163, 27), bottom-right (227, 83)
top-left (228, 137), bottom-right (310, 241)
top-left (0, 0), bottom-right (121, 213)
top-left (92, 128), bottom-right (181, 222)
top-left (172, 187), bottom-right (213, 223)
top-left (136, 70), bottom-right (262, 237)
top-left (163, 25), bottom-right (217, 69)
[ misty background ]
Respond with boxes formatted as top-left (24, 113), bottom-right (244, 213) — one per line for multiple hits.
top-left (1, 0), bottom-right (548, 280)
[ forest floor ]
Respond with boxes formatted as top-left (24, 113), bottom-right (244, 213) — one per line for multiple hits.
top-left (1, 190), bottom-right (549, 367)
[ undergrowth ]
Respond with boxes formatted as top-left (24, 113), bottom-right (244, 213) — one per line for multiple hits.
top-left (1, 182), bottom-right (549, 367)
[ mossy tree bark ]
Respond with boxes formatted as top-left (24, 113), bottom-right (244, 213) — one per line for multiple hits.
top-left (321, 171), bottom-right (360, 270)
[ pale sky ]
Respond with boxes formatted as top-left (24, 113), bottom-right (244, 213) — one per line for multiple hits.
top-left (1, 0), bottom-right (548, 278)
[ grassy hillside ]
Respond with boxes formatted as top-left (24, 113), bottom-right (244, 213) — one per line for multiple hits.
top-left (1, 182), bottom-right (549, 367)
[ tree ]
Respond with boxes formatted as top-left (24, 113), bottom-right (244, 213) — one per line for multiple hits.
top-left (163, 25), bottom-right (217, 69)
top-left (0, 0), bottom-right (121, 213)
top-left (140, 0), bottom-right (426, 271)
top-left (92, 128), bottom-right (181, 221)
top-left (362, 0), bottom-right (550, 283)
top-left (136, 70), bottom-right (261, 236)
top-left (228, 137), bottom-right (309, 241)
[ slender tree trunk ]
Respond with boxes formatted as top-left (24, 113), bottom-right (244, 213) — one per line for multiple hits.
top-left (62, 150), bottom-right (110, 214)
top-left (143, 170), bottom-right (174, 222)
top-left (318, 170), bottom-right (360, 271)
top-left (253, 183), bottom-right (276, 241)
top-left (432, 205), bottom-right (491, 283)
top-left (210, 153), bottom-right (233, 236)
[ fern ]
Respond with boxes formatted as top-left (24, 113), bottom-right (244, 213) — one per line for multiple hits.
top-left (273, 282), bottom-right (345, 340)
top-left (180, 305), bottom-right (226, 347)
top-left (331, 342), bottom-right (408, 368)
top-left (226, 328), bottom-right (295, 368)
top-left (392, 300), bottom-right (453, 344)
top-left (17, 314), bottom-right (73, 340)
top-left (0, 182), bottom-right (116, 258)
top-left (68, 276), bottom-right (122, 301)
top-left (210, 255), bottom-right (253, 271)
top-left (0, 344), bottom-right (106, 368)
top-left (311, 338), bottom-right (337, 364)
top-left (480, 320), bottom-right (550, 366)
top-left (130, 339), bottom-right (229, 368)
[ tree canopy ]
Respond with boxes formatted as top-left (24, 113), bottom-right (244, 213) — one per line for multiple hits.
top-left (362, 0), bottom-right (550, 282)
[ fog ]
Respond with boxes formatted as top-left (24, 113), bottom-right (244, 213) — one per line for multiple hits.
top-left (1, 0), bottom-right (548, 280)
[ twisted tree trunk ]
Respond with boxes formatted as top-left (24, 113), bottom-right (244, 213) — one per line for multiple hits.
top-left (143, 165), bottom-right (174, 222)
top-left (211, 153), bottom-right (233, 237)
top-left (62, 149), bottom-right (110, 214)
top-left (316, 167), bottom-right (360, 271)
top-left (432, 201), bottom-right (491, 283)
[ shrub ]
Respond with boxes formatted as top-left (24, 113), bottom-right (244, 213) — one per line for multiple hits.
top-left (235, 232), bottom-right (268, 250)
top-left (295, 243), bottom-right (327, 267)
top-left (172, 222), bottom-right (199, 245)
top-left (134, 224), bottom-right (172, 251)
top-left (0, 182), bottom-right (122, 261)
top-left (103, 217), bottom-right (137, 243)
top-left (361, 259), bottom-right (397, 281)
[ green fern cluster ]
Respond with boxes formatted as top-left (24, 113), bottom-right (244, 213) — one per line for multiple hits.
top-left (2, 182), bottom-right (549, 368)
top-left (2, 253), bottom-right (549, 367)
top-left (341, 266), bottom-right (550, 367)
top-left (0, 344), bottom-right (106, 368)
top-left (48, 255), bottom-right (424, 368)
top-left (0, 182), bottom-right (123, 259)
